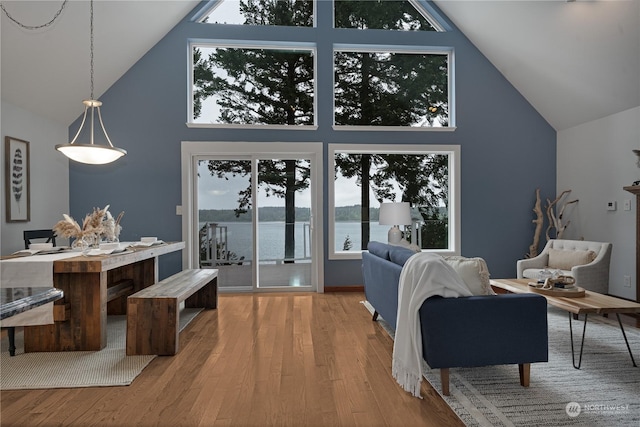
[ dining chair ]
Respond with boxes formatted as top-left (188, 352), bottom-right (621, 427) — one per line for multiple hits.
top-left (23, 229), bottom-right (57, 249)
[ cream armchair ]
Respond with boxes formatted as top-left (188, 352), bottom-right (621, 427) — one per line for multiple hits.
top-left (517, 239), bottom-right (612, 294)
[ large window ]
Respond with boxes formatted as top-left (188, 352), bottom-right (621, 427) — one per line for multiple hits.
top-left (189, 1), bottom-right (454, 130)
top-left (186, 2), bottom-right (459, 265)
top-left (191, 43), bottom-right (316, 126)
top-left (329, 144), bottom-right (460, 259)
top-left (334, 46), bottom-right (451, 128)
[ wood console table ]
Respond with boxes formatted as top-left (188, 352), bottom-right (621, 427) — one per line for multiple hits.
top-left (623, 185), bottom-right (640, 303)
top-left (17, 242), bottom-right (184, 352)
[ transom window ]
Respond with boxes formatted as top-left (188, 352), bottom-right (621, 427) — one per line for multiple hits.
top-left (334, 0), bottom-right (441, 31)
top-left (196, 0), bottom-right (314, 27)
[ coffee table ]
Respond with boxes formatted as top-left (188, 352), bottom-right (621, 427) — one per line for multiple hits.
top-left (491, 278), bottom-right (640, 369)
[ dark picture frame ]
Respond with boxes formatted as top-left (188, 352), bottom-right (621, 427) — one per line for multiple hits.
top-left (5, 136), bottom-right (30, 222)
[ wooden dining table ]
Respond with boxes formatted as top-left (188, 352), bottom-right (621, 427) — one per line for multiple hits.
top-left (2, 242), bottom-right (184, 352)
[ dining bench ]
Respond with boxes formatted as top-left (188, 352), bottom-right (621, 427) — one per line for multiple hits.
top-left (126, 268), bottom-right (218, 356)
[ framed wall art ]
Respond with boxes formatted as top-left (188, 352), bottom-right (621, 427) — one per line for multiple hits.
top-left (5, 136), bottom-right (30, 222)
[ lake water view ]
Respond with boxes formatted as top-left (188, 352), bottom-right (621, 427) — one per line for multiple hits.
top-left (199, 221), bottom-right (390, 262)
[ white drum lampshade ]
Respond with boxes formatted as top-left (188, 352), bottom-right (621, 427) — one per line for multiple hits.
top-left (378, 202), bottom-right (412, 244)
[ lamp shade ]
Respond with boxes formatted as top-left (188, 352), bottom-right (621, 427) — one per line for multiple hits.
top-left (55, 143), bottom-right (126, 165)
top-left (378, 202), bottom-right (412, 226)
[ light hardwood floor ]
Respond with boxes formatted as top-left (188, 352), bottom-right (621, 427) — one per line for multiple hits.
top-left (0, 292), bottom-right (463, 427)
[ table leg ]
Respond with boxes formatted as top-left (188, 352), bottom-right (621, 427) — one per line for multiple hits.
top-left (616, 314), bottom-right (638, 367)
top-left (568, 312), bottom-right (588, 369)
top-left (7, 327), bottom-right (15, 356)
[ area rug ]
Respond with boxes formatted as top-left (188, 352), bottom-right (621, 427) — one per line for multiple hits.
top-left (361, 301), bottom-right (640, 426)
top-left (0, 308), bottom-right (201, 390)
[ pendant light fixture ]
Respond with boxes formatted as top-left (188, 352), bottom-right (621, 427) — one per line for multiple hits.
top-left (55, 0), bottom-right (126, 164)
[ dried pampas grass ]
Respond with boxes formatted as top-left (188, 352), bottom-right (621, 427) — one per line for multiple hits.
top-left (52, 205), bottom-right (124, 241)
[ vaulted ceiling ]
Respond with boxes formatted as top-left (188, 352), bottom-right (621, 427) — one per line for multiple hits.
top-left (2, 0), bottom-right (638, 131)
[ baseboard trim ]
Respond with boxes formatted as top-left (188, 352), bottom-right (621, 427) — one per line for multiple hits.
top-left (324, 285), bottom-right (364, 293)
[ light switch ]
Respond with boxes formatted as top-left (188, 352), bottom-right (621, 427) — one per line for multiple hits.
top-left (624, 199), bottom-right (632, 211)
top-left (606, 201), bottom-right (617, 211)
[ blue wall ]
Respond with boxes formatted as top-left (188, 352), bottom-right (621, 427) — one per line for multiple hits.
top-left (68, 1), bottom-right (556, 283)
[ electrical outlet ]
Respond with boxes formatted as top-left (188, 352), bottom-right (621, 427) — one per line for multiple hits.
top-left (624, 275), bottom-right (631, 288)
top-left (607, 201), bottom-right (617, 211)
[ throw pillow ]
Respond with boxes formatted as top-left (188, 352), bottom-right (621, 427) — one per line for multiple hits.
top-left (443, 256), bottom-right (495, 296)
top-left (547, 249), bottom-right (596, 270)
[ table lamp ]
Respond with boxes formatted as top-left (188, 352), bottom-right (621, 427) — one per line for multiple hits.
top-left (378, 202), bottom-right (412, 244)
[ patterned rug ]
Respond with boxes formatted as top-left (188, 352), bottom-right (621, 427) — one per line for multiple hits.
top-left (361, 301), bottom-right (640, 426)
top-left (0, 308), bottom-right (201, 389)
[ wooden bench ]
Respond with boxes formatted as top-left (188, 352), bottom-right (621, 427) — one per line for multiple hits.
top-left (126, 269), bottom-right (218, 356)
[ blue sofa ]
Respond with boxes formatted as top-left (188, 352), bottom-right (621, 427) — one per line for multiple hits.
top-left (362, 241), bottom-right (548, 395)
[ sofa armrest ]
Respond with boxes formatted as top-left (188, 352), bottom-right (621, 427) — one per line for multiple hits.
top-left (419, 294), bottom-right (548, 369)
top-left (516, 254), bottom-right (548, 278)
top-left (362, 252), bottom-right (402, 330)
top-left (572, 264), bottom-right (609, 294)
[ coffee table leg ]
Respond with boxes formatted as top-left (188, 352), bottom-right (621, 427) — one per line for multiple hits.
top-left (568, 312), bottom-right (588, 369)
top-left (616, 314), bottom-right (638, 367)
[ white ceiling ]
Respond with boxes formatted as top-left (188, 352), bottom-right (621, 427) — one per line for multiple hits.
top-left (2, 0), bottom-right (639, 131)
top-left (433, 0), bottom-right (640, 131)
top-left (1, 0), bottom-right (200, 126)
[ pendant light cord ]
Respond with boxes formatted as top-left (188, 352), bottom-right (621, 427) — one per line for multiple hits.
top-left (0, 1), bottom-right (68, 30)
top-left (90, 0), bottom-right (94, 100)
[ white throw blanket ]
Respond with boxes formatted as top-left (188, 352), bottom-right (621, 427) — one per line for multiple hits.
top-left (392, 253), bottom-right (473, 398)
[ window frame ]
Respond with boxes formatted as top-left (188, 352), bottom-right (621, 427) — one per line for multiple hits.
top-left (187, 39), bottom-right (319, 129)
top-left (328, 143), bottom-right (461, 260)
top-left (332, 44), bottom-right (455, 130)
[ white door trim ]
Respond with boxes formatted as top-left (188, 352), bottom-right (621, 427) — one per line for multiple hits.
top-left (180, 141), bottom-right (324, 292)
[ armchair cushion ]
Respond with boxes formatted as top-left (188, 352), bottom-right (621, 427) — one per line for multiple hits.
top-left (547, 248), bottom-right (596, 270)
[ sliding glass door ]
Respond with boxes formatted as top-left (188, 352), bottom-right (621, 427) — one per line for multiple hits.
top-left (191, 144), bottom-right (320, 292)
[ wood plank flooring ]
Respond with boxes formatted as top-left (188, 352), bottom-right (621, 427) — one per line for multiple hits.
top-left (0, 292), bottom-right (463, 427)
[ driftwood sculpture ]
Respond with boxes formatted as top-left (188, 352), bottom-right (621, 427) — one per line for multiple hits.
top-left (545, 189), bottom-right (578, 240)
top-left (526, 188), bottom-right (579, 258)
top-left (527, 188), bottom-right (544, 258)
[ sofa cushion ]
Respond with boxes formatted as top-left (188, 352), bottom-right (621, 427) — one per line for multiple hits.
top-left (443, 256), bottom-right (495, 296)
top-left (547, 248), bottom-right (596, 270)
top-left (367, 241), bottom-right (391, 260)
top-left (389, 246), bottom-right (416, 267)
